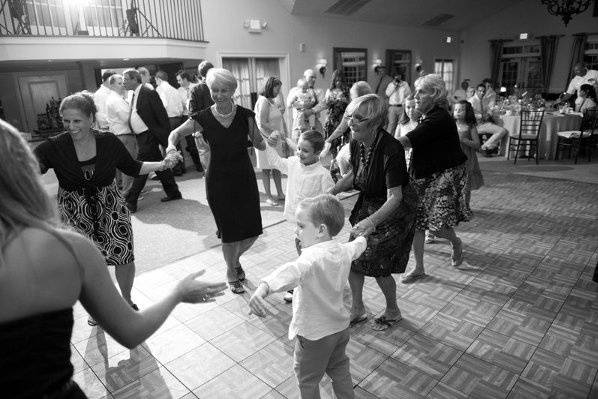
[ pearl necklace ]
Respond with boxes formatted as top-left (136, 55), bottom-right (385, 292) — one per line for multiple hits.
top-left (213, 103), bottom-right (236, 118)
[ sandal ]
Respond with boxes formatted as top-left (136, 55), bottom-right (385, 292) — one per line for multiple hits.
top-left (451, 238), bottom-right (463, 267)
top-left (265, 198), bottom-right (279, 206)
top-left (229, 281), bottom-right (246, 294)
top-left (350, 314), bottom-right (368, 327)
top-left (372, 315), bottom-right (402, 331)
top-left (87, 317), bottom-right (97, 327)
top-left (401, 272), bottom-right (427, 284)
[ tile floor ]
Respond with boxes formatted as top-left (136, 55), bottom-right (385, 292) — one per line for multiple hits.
top-left (71, 168), bottom-right (598, 399)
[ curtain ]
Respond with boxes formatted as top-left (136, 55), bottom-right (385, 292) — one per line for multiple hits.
top-left (489, 39), bottom-right (506, 86)
top-left (539, 35), bottom-right (560, 92)
top-left (222, 58), bottom-right (252, 108)
top-left (566, 33), bottom-right (587, 90)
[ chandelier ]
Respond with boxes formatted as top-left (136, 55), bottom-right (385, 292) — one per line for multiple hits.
top-left (541, 0), bottom-right (592, 26)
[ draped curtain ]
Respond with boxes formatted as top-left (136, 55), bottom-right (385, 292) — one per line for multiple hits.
top-left (221, 58), bottom-right (252, 108)
top-left (489, 39), bottom-right (506, 86)
top-left (539, 35), bottom-right (560, 92)
top-left (566, 33), bottom-right (588, 90)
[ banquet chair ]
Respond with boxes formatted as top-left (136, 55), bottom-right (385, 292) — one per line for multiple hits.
top-left (555, 109), bottom-right (598, 164)
top-left (507, 109), bottom-right (544, 164)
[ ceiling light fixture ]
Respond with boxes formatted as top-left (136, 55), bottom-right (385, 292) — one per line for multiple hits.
top-left (540, 0), bottom-right (591, 26)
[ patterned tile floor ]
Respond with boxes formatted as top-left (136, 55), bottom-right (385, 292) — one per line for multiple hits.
top-left (70, 167), bottom-right (598, 399)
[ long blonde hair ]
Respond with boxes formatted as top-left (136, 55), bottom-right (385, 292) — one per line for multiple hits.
top-left (0, 119), bottom-right (57, 247)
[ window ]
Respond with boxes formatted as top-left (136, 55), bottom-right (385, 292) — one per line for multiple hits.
top-left (498, 41), bottom-right (542, 94)
top-left (333, 48), bottom-right (367, 86)
top-left (584, 35), bottom-right (598, 71)
top-left (434, 59), bottom-right (454, 91)
top-left (386, 49), bottom-right (411, 85)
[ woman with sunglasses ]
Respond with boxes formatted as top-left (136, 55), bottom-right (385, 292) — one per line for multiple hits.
top-left (330, 94), bottom-right (417, 331)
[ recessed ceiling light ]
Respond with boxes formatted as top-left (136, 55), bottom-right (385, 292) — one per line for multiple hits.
top-left (123, 58), bottom-right (130, 61)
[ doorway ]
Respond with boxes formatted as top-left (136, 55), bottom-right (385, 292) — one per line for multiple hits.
top-left (221, 57), bottom-right (281, 109)
top-left (17, 74), bottom-right (68, 132)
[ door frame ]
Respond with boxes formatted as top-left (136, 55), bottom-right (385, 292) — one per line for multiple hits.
top-left (15, 72), bottom-right (69, 132)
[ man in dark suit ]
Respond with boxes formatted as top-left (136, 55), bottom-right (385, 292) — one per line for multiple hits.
top-left (122, 69), bottom-right (182, 213)
top-left (188, 61), bottom-right (215, 175)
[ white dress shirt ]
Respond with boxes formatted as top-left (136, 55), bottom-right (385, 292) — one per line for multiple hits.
top-left (385, 81), bottom-right (411, 106)
top-left (468, 94), bottom-right (495, 121)
top-left (130, 85), bottom-right (149, 134)
top-left (93, 85), bottom-right (112, 130)
top-left (265, 146), bottom-right (335, 222)
top-left (567, 69), bottom-right (598, 96)
top-left (156, 81), bottom-right (184, 118)
top-left (178, 83), bottom-right (197, 116)
top-left (262, 237), bottom-right (367, 340)
top-left (105, 90), bottom-right (132, 136)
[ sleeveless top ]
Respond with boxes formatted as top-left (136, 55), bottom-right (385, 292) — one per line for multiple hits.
top-left (0, 309), bottom-right (79, 398)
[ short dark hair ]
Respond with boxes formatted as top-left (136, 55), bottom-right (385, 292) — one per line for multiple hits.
top-left (198, 61), bottom-right (214, 78)
top-left (123, 69), bottom-right (142, 83)
top-left (261, 76), bottom-right (282, 99)
top-left (60, 91), bottom-right (97, 121)
top-left (456, 100), bottom-right (477, 127)
top-left (476, 83), bottom-right (485, 90)
top-left (482, 78), bottom-right (493, 85)
top-left (156, 70), bottom-right (168, 81)
top-left (299, 130), bottom-right (325, 153)
top-left (298, 194), bottom-right (345, 237)
top-left (176, 70), bottom-right (192, 81)
top-left (580, 84), bottom-right (597, 101)
top-left (102, 70), bottom-right (116, 82)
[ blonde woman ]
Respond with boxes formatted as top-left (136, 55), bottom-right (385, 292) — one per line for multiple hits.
top-left (0, 119), bottom-right (226, 398)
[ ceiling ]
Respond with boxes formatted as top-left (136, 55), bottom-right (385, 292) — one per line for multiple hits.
top-left (0, 58), bottom-right (199, 73)
top-left (284, 0), bottom-right (524, 32)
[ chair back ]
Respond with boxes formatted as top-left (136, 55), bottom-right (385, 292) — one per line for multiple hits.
top-left (518, 110), bottom-right (544, 139)
top-left (580, 108), bottom-right (598, 137)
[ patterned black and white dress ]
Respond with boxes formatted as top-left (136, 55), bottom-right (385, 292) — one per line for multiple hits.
top-left (35, 131), bottom-right (142, 266)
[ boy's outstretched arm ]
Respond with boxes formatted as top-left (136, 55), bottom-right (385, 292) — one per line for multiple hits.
top-left (249, 282), bottom-right (270, 317)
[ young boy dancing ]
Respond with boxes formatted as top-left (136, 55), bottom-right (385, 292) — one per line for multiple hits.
top-left (249, 194), bottom-right (367, 399)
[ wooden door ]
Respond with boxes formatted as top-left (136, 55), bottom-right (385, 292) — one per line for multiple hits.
top-left (17, 74), bottom-right (68, 131)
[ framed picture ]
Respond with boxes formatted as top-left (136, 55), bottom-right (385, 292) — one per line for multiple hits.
top-left (333, 47), bottom-right (368, 86)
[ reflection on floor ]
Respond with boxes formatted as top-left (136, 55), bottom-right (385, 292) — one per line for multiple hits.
top-left (70, 166), bottom-right (598, 399)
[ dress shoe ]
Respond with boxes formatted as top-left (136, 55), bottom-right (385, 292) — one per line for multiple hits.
top-left (126, 202), bottom-right (137, 213)
top-left (160, 193), bottom-right (182, 202)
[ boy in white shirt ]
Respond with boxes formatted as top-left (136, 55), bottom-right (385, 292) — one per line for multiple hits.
top-left (264, 130), bottom-right (335, 302)
top-left (249, 194), bottom-right (367, 399)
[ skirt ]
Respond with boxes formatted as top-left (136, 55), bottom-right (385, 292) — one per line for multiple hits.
top-left (349, 184), bottom-right (418, 277)
top-left (57, 181), bottom-right (134, 266)
top-left (410, 163), bottom-right (472, 232)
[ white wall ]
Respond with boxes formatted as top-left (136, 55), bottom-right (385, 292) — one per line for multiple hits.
top-left (460, 1), bottom-right (598, 93)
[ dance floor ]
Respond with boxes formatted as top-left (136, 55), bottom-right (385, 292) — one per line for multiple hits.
top-left (68, 160), bottom-right (598, 399)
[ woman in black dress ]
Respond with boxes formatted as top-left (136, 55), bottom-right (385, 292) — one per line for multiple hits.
top-left (330, 94), bottom-right (417, 331)
top-left (396, 74), bottom-right (471, 283)
top-left (34, 92), bottom-right (172, 324)
top-left (0, 118), bottom-right (226, 399)
top-left (167, 68), bottom-right (265, 294)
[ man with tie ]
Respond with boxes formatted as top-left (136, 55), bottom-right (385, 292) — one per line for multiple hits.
top-left (468, 83), bottom-right (507, 156)
top-left (122, 69), bottom-right (182, 213)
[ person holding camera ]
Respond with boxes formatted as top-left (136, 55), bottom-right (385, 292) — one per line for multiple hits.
top-left (385, 73), bottom-right (411, 135)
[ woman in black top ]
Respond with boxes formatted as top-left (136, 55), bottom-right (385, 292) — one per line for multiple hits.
top-left (397, 74), bottom-right (471, 283)
top-left (34, 92), bottom-right (172, 324)
top-left (167, 68), bottom-right (266, 294)
top-left (331, 94), bottom-right (417, 330)
top-left (0, 119), bottom-right (226, 399)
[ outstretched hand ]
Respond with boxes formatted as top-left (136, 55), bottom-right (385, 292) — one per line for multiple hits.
top-left (248, 283), bottom-right (270, 318)
top-left (176, 270), bottom-right (227, 304)
top-left (163, 151), bottom-right (183, 169)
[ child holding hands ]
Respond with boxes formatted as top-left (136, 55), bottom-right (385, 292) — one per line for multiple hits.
top-left (249, 194), bottom-right (367, 399)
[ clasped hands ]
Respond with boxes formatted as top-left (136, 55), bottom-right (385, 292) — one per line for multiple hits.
top-left (162, 146), bottom-right (184, 170)
top-left (350, 217), bottom-right (376, 238)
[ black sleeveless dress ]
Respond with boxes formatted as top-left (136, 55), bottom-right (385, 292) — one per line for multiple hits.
top-left (193, 107), bottom-right (263, 243)
top-left (0, 308), bottom-right (87, 398)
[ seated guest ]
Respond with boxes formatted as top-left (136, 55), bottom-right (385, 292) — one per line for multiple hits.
top-left (560, 63), bottom-right (598, 106)
top-left (575, 84), bottom-right (597, 113)
top-left (468, 84), bottom-right (507, 156)
top-left (0, 118), bottom-right (226, 399)
top-left (482, 78), bottom-right (497, 105)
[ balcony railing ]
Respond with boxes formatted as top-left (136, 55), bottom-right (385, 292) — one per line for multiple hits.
top-left (0, 0), bottom-right (206, 42)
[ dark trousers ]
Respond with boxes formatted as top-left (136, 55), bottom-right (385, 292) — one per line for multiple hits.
top-left (169, 116), bottom-right (186, 175)
top-left (126, 131), bottom-right (180, 206)
top-left (185, 134), bottom-right (203, 172)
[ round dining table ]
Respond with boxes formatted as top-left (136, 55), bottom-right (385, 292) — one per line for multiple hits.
top-left (496, 111), bottom-right (582, 160)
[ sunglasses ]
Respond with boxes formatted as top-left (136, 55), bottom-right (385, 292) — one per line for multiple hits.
top-left (344, 113), bottom-right (370, 123)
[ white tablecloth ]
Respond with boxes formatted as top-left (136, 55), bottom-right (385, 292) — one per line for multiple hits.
top-left (497, 112), bottom-right (582, 160)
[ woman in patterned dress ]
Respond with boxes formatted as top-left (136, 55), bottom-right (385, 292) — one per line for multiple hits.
top-left (330, 94), bottom-right (418, 331)
top-left (323, 70), bottom-right (350, 155)
top-left (396, 74), bottom-right (471, 283)
top-left (167, 68), bottom-right (265, 294)
top-left (34, 92), bottom-right (171, 324)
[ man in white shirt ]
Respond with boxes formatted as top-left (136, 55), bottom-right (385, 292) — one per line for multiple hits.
top-left (137, 67), bottom-right (155, 90)
top-left (93, 70), bottom-right (116, 131)
top-left (468, 84), bottom-right (507, 155)
top-left (249, 194), bottom-right (367, 399)
top-left (385, 72), bottom-right (411, 135)
top-left (561, 63), bottom-right (598, 105)
top-left (106, 74), bottom-right (137, 195)
top-left (155, 70), bottom-right (186, 174)
top-left (176, 70), bottom-right (203, 172)
top-left (373, 65), bottom-right (394, 102)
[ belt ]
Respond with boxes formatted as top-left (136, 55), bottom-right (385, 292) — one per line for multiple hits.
top-left (389, 104), bottom-right (403, 107)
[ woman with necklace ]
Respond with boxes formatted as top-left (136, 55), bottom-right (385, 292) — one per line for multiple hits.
top-left (254, 76), bottom-right (287, 206)
top-left (330, 94), bottom-right (417, 331)
top-left (167, 68), bottom-right (266, 294)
